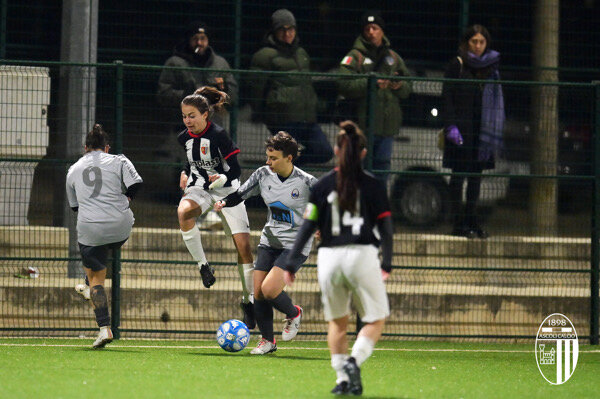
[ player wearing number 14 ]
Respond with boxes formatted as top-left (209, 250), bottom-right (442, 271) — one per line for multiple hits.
top-left (283, 121), bottom-right (393, 395)
top-left (66, 124), bottom-right (143, 349)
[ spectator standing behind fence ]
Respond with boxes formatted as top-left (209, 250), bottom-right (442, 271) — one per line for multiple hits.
top-left (336, 10), bottom-right (412, 186)
top-left (66, 124), bottom-right (143, 349)
top-left (249, 9), bottom-right (333, 166)
top-left (158, 21), bottom-right (238, 128)
top-left (442, 24), bottom-right (505, 239)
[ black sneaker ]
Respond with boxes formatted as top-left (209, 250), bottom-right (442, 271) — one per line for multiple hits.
top-left (199, 263), bottom-right (215, 288)
top-left (342, 357), bottom-right (362, 396)
top-left (331, 381), bottom-right (349, 395)
top-left (240, 301), bottom-right (256, 329)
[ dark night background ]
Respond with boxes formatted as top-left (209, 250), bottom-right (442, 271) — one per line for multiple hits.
top-left (4, 0), bottom-right (599, 77)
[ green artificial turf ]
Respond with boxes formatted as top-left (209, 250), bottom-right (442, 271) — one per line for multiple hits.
top-left (0, 338), bottom-right (598, 398)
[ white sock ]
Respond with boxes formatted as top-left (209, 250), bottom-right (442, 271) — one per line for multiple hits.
top-left (351, 336), bottom-right (375, 367)
top-left (238, 263), bottom-right (254, 303)
top-left (331, 353), bottom-right (349, 383)
top-left (181, 228), bottom-right (208, 266)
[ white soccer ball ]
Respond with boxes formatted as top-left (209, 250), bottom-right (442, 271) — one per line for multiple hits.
top-left (216, 319), bottom-right (250, 352)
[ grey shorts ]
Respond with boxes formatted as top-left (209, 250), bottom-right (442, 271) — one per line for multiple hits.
top-left (255, 245), bottom-right (308, 274)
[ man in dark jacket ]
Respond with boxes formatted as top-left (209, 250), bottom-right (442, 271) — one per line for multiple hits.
top-left (250, 9), bottom-right (333, 166)
top-left (158, 21), bottom-right (237, 128)
top-left (337, 11), bottom-right (412, 186)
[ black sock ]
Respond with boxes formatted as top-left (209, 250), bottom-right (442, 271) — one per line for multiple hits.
top-left (254, 299), bottom-right (274, 342)
top-left (91, 285), bottom-right (110, 327)
top-left (269, 291), bottom-right (298, 319)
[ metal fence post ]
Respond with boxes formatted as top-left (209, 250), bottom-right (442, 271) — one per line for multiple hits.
top-left (0, 0), bottom-right (7, 59)
top-left (591, 81), bottom-right (600, 345)
top-left (459, 0), bottom-right (470, 38)
top-left (111, 60), bottom-right (124, 339)
top-left (365, 73), bottom-right (377, 171)
top-left (114, 60), bottom-right (123, 154)
top-left (229, 0), bottom-right (242, 143)
top-left (111, 248), bottom-right (122, 340)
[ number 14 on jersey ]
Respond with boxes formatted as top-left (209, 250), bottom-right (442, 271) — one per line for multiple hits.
top-left (327, 191), bottom-right (363, 236)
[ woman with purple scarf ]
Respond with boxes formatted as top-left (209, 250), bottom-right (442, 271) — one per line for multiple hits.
top-left (441, 24), bottom-right (505, 239)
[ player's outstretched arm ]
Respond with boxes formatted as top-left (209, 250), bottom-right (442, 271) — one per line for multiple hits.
top-left (377, 215), bottom-right (394, 280)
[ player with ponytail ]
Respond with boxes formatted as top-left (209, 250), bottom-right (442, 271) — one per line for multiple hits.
top-left (177, 86), bottom-right (255, 328)
top-left (282, 120), bottom-right (393, 395)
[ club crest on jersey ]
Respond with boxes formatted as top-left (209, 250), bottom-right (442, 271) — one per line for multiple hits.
top-left (291, 188), bottom-right (300, 199)
top-left (201, 145), bottom-right (208, 155)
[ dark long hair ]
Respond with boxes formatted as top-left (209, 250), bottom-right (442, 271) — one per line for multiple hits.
top-left (458, 24), bottom-right (494, 78)
top-left (181, 86), bottom-right (229, 117)
top-left (336, 120), bottom-right (366, 213)
top-left (458, 24), bottom-right (491, 55)
top-left (85, 123), bottom-right (109, 151)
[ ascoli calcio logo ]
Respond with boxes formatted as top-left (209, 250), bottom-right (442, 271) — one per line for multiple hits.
top-left (535, 313), bottom-right (578, 385)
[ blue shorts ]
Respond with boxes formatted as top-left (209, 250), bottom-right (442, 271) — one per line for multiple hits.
top-left (255, 245), bottom-right (307, 274)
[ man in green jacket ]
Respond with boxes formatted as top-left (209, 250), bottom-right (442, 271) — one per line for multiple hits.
top-left (250, 9), bottom-right (333, 166)
top-left (337, 11), bottom-right (412, 185)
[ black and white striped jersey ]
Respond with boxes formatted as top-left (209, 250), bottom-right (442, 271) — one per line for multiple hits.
top-left (178, 121), bottom-right (240, 190)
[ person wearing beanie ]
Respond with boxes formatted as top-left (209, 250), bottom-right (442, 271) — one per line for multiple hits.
top-left (249, 9), bottom-right (333, 166)
top-left (336, 10), bottom-right (412, 187)
top-left (155, 21), bottom-right (238, 213)
top-left (158, 21), bottom-right (238, 125)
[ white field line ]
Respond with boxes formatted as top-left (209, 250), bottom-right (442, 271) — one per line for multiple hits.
top-left (1, 342), bottom-right (600, 353)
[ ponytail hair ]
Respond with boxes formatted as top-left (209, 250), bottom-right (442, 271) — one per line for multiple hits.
top-left (336, 120), bottom-right (366, 213)
top-left (85, 123), bottom-right (109, 151)
top-left (181, 86), bottom-right (229, 118)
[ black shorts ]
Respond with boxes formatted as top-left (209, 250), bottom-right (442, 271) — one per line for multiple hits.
top-left (78, 239), bottom-right (128, 272)
top-left (255, 245), bottom-right (308, 274)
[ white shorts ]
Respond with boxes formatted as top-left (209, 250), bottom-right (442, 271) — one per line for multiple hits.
top-left (317, 245), bottom-right (390, 323)
top-left (180, 185), bottom-right (250, 236)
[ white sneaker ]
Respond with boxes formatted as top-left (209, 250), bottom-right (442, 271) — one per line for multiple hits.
top-left (250, 338), bottom-right (277, 355)
top-left (92, 327), bottom-right (113, 349)
top-left (75, 284), bottom-right (90, 300)
top-left (282, 306), bottom-right (302, 341)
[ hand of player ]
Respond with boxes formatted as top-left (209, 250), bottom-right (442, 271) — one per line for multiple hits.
top-left (314, 230), bottom-right (321, 241)
top-left (381, 269), bottom-right (390, 281)
top-left (208, 174), bottom-right (227, 190)
top-left (213, 200), bottom-right (225, 212)
top-left (283, 271), bottom-right (296, 286)
top-left (180, 172), bottom-right (188, 190)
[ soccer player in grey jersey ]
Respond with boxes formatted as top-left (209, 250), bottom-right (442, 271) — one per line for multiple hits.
top-left (66, 124), bottom-right (143, 349)
top-left (215, 131), bottom-right (317, 354)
